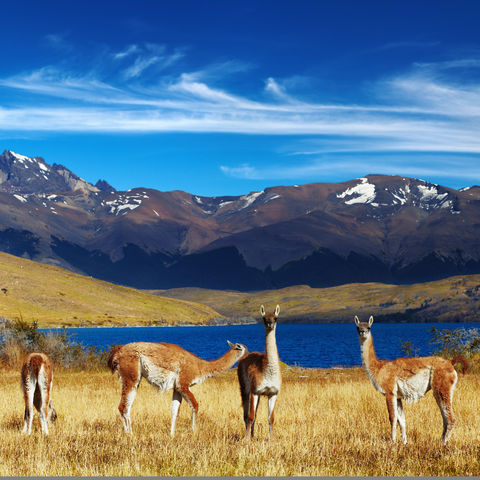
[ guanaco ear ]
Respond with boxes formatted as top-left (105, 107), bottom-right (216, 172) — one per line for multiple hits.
top-left (260, 305), bottom-right (265, 317)
top-left (354, 315), bottom-right (360, 326)
top-left (227, 340), bottom-right (234, 348)
top-left (368, 316), bottom-right (374, 327)
top-left (274, 304), bottom-right (280, 317)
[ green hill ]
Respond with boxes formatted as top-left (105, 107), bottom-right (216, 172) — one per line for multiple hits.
top-left (153, 275), bottom-right (480, 323)
top-left (0, 252), bottom-right (221, 327)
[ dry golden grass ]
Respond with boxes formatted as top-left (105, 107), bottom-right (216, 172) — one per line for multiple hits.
top-left (0, 366), bottom-right (479, 476)
top-left (0, 251), bottom-right (220, 326)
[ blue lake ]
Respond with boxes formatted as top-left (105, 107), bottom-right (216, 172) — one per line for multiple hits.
top-left (42, 322), bottom-right (480, 368)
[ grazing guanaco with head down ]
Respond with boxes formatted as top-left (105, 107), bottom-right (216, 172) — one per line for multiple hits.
top-left (355, 315), bottom-right (461, 444)
top-left (237, 304), bottom-right (281, 439)
top-left (107, 340), bottom-right (247, 436)
top-left (21, 352), bottom-right (57, 435)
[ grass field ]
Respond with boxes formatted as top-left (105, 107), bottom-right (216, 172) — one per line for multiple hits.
top-left (0, 251), bottom-right (220, 327)
top-left (0, 366), bottom-right (479, 476)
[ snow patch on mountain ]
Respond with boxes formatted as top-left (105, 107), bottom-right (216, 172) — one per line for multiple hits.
top-left (13, 194), bottom-right (27, 203)
top-left (10, 151), bottom-right (31, 163)
top-left (239, 191), bottom-right (263, 210)
top-left (390, 186), bottom-right (411, 205)
top-left (116, 204), bottom-right (140, 213)
top-left (264, 194), bottom-right (282, 204)
top-left (337, 178), bottom-right (376, 205)
top-left (105, 193), bottom-right (145, 215)
top-left (417, 184), bottom-right (448, 202)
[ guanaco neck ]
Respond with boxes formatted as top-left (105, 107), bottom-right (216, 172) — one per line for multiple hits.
top-left (198, 349), bottom-right (241, 378)
top-left (264, 326), bottom-right (280, 375)
top-left (360, 333), bottom-right (384, 381)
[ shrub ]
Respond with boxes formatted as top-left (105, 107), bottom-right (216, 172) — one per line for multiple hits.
top-left (0, 318), bottom-right (108, 370)
top-left (429, 326), bottom-right (480, 357)
top-left (429, 326), bottom-right (480, 372)
top-left (400, 340), bottom-right (420, 358)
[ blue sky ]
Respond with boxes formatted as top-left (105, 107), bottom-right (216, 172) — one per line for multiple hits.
top-left (1, 0), bottom-right (479, 195)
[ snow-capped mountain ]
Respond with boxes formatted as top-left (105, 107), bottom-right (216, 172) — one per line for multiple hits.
top-left (1, 149), bottom-right (479, 290)
top-left (0, 150), bottom-right (99, 194)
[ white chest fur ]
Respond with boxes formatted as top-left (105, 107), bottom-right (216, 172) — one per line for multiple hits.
top-left (255, 366), bottom-right (282, 396)
top-left (396, 368), bottom-right (432, 403)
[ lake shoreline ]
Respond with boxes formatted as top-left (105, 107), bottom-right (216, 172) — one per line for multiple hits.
top-left (38, 322), bottom-right (480, 369)
top-left (40, 318), bottom-right (480, 329)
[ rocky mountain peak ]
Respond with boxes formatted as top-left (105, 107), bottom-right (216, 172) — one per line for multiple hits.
top-left (95, 179), bottom-right (116, 192)
top-left (0, 150), bottom-right (99, 194)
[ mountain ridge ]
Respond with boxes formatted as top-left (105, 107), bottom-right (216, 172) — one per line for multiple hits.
top-left (1, 149), bottom-right (479, 291)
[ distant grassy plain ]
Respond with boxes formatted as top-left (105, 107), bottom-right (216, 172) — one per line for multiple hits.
top-left (0, 366), bottom-right (478, 476)
top-left (1, 250), bottom-right (480, 327)
top-left (155, 274), bottom-right (480, 323)
top-left (0, 252), bottom-right (220, 327)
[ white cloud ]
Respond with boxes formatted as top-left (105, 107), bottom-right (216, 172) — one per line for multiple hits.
top-left (123, 56), bottom-right (160, 79)
top-left (0, 53), bottom-right (478, 164)
top-left (114, 44), bottom-right (140, 59)
top-left (220, 164), bottom-right (257, 179)
top-left (220, 157), bottom-right (480, 182)
top-left (115, 43), bottom-right (184, 79)
top-left (265, 77), bottom-right (292, 102)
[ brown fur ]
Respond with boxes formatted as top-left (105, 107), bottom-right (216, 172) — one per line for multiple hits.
top-left (355, 316), bottom-right (458, 444)
top-left (451, 354), bottom-right (469, 374)
top-left (237, 305), bottom-right (281, 439)
top-left (108, 340), bottom-right (247, 436)
top-left (21, 352), bottom-right (57, 435)
top-left (107, 345), bottom-right (123, 373)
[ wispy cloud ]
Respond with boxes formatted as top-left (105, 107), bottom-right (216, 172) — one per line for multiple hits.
top-left (110, 43), bottom-right (185, 80)
top-left (0, 49), bottom-right (479, 166)
top-left (264, 77), bottom-right (297, 103)
top-left (113, 44), bottom-right (140, 60)
top-left (123, 55), bottom-right (161, 79)
top-left (220, 156), bottom-right (480, 182)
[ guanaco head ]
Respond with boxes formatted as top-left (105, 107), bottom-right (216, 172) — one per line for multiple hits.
top-left (354, 315), bottom-right (373, 342)
top-left (260, 304), bottom-right (280, 331)
top-left (48, 399), bottom-right (57, 423)
top-left (227, 340), bottom-right (248, 358)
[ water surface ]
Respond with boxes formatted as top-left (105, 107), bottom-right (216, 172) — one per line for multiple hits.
top-left (43, 322), bottom-right (480, 368)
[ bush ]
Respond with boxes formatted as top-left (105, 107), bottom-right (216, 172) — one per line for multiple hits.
top-left (429, 326), bottom-right (480, 357)
top-left (400, 340), bottom-right (420, 358)
top-left (0, 318), bottom-right (108, 370)
top-left (429, 326), bottom-right (480, 372)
